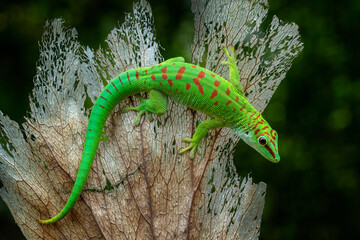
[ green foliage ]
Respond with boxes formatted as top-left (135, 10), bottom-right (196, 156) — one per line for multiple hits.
top-left (0, 0), bottom-right (359, 239)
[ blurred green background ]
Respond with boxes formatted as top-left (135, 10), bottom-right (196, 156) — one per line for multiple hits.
top-left (0, 0), bottom-right (359, 239)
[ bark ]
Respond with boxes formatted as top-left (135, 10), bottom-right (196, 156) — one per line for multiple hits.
top-left (0, 0), bottom-right (303, 239)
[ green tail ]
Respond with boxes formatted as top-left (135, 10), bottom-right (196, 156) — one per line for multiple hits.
top-left (39, 70), bottom-right (142, 224)
top-left (38, 101), bottom-right (110, 224)
top-left (38, 156), bottom-right (92, 224)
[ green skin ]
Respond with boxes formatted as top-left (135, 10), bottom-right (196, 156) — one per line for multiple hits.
top-left (38, 47), bottom-right (280, 224)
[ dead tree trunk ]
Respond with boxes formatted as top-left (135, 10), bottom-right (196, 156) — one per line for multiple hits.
top-left (0, 0), bottom-right (303, 239)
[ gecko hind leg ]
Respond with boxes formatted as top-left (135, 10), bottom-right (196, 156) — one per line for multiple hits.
top-left (122, 90), bottom-right (168, 126)
top-left (221, 46), bottom-right (244, 95)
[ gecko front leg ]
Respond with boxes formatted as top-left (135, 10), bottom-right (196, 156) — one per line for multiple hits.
top-left (179, 119), bottom-right (225, 158)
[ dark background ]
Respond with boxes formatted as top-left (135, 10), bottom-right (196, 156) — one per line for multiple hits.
top-left (0, 0), bottom-right (359, 239)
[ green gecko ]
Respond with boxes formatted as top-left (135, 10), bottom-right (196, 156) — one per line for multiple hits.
top-left (39, 47), bottom-right (280, 224)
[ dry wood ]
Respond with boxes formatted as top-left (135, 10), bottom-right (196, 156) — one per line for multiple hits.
top-left (0, 0), bottom-right (303, 239)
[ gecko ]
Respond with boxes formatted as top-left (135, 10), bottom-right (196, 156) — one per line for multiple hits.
top-left (38, 47), bottom-right (280, 224)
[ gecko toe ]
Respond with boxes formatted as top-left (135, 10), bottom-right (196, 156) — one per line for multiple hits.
top-left (190, 147), bottom-right (196, 158)
top-left (182, 138), bottom-right (192, 143)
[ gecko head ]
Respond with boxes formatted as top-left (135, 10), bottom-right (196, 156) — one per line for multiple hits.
top-left (239, 127), bottom-right (280, 163)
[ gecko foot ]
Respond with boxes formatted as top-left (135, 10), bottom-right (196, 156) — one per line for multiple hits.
top-left (122, 90), bottom-right (167, 127)
top-left (179, 138), bottom-right (202, 158)
top-left (122, 104), bottom-right (153, 127)
top-left (221, 46), bottom-right (237, 68)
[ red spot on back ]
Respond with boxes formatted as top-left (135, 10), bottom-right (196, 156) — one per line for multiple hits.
top-left (262, 126), bottom-right (269, 130)
top-left (240, 106), bottom-right (245, 111)
top-left (233, 108), bottom-right (236, 111)
top-left (160, 82), bottom-right (163, 86)
top-left (226, 88), bottom-right (231, 95)
top-left (118, 76), bottom-right (123, 85)
top-left (186, 82), bottom-right (191, 90)
top-left (99, 105), bottom-right (105, 109)
top-left (214, 81), bottom-right (221, 87)
top-left (176, 88), bottom-right (179, 92)
top-left (198, 71), bottom-right (205, 78)
top-left (151, 75), bottom-right (156, 81)
top-left (168, 79), bottom-right (173, 87)
top-left (176, 66), bottom-right (186, 80)
top-left (226, 100), bottom-right (232, 105)
top-left (210, 89), bottom-right (218, 99)
top-left (127, 72), bottom-right (131, 85)
top-left (193, 78), bottom-right (204, 94)
top-left (214, 101), bottom-right (218, 106)
top-left (192, 71), bottom-right (205, 94)
top-left (236, 96), bottom-right (239, 102)
top-left (254, 129), bottom-right (260, 135)
top-left (211, 73), bottom-right (215, 77)
top-left (144, 79), bottom-right (147, 84)
top-left (254, 113), bottom-right (261, 121)
top-left (100, 96), bottom-right (107, 101)
top-left (192, 65), bottom-right (197, 68)
top-left (136, 71), bottom-right (139, 80)
top-left (161, 67), bottom-right (167, 80)
top-left (112, 82), bottom-right (118, 91)
top-left (106, 89), bottom-right (112, 95)
top-left (151, 65), bottom-right (155, 69)
top-left (172, 63), bottom-right (176, 65)
top-left (145, 69), bottom-right (147, 75)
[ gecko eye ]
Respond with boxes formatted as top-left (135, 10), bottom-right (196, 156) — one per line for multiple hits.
top-left (258, 136), bottom-right (267, 146)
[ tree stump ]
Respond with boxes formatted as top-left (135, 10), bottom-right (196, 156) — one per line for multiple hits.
top-left (0, 0), bottom-right (303, 239)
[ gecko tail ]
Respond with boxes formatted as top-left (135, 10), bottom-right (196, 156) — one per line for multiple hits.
top-left (38, 70), bottom-right (143, 224)
top-left (38, 164), bottom-right (90, 224)
top-left (38, 122), bottom-right (101, 224)
top-left (38, 196), bottom-right (80, 224)
top-left (38, 93), bottom-right (109, 224)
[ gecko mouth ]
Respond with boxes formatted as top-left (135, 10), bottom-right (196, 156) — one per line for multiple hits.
top-left (265, 144), bottom-right (275, 159)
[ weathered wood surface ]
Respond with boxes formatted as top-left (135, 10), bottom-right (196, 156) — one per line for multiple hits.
top-left (0, 0), bottom-right (303, 239)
